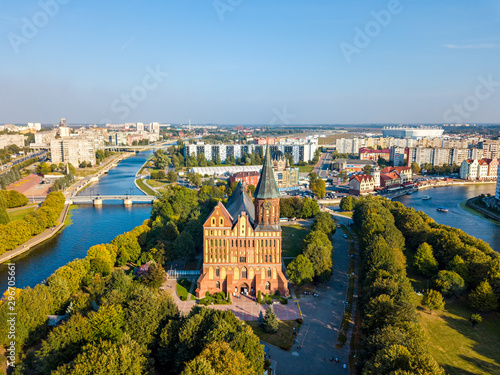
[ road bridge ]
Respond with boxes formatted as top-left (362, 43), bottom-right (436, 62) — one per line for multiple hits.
top-left (67, 195), bottom-right (156, 206)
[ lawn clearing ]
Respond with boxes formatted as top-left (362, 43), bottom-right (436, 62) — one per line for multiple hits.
top-left (281, 225), bottom-right (310, 258)
top-left (147, 179), bottom-right (168, 188)
top-left (337, 211), bottom-right (353, 218)
top-left (247, 320), bottom-right (301, 351)
top-left (298, 165), bottom-right (314, 173)
top-left (176, 278), bottom-right (192, 301)
top-left (136, 178), bottom-right (156, 195)
top-left (7, 206), bottom-right (37, 221)
top-left (417, 298), bottom-right (500, 375)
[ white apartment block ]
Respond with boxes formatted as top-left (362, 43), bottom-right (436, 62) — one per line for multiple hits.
top-left (460, 159), bottom-right (498, 180)
top-left (389, 146), bottom-right (406, 166)
top-left (0, 134), bottom-right (26, 148)
top-left (50, 137), bottom-right (97, 166)
top-left (184, 139), bottom-right (318, 165)
top-left (335, 138), bottom-right (364, 154)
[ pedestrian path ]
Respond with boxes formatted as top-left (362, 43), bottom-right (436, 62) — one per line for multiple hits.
top-left (164, 278), bottom-right (301, 321)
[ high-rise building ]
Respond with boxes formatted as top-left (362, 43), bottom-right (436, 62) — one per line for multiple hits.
top-left (195, 146), bottom-right (289, 298)
top-left (136, 122), bottom-right (145, 132)
top-left (50, 138), bottom-right (97, 166)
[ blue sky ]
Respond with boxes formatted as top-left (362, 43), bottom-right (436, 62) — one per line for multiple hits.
top-left (1, 0), bottom-right (499, 125)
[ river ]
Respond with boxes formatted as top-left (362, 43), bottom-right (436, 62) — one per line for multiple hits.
top-left (394, 184), bottom-right (500, 252)
top-left (0, 150), bottom-right (154, 293)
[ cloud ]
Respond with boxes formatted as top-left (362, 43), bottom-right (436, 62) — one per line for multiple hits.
top-left (444, 43), bottom-right (498, 49)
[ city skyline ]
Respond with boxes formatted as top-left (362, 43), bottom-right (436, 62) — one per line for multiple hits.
top-left (0, 1), bottom-right (499, 125)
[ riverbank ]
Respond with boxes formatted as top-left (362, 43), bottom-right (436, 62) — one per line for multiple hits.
top-left (0, 203), bottom-right (71, 264)
top-left (465, 197), bottom-right (500, 222)
top-left (134, 156), bottom-right (155, 196)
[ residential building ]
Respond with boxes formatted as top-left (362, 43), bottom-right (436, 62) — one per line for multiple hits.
top-left (50, 137), bottom-right (97, 166)
top-left (380, 172), bottom-right (401, 188)
top-left (58, 126), bottom-right (71, 137)
top-left (335, 137), bottom-right (363, 154)
top-left (389, 146), bottom-right (407, 166)
top-left (271, 150), bottom-right (299, 188)
top-left (332, 158), bottom-right (376, 172)
top-left (196, 147), bottom-right (289, 298)
top-left (0, 134), bottom-right (25, 148)
top-left (184, 138), bottom-right (318, 165)
top-left (359, 148), bottom-right (390, 161)
top-left (381, 166), bottom-right (413, 183)
top-left (460, 159), bottom-right (498, 180)
top-left (348, 174), bottom-right (375, 195)
top-left (230, 171), bottom-right (261, 187)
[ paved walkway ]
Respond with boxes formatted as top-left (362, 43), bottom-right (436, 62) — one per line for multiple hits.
top-left (164, 278), bottom-right (301, 321)
top-left (0, 203), bottom-right (70, 264)
top-left (265, 215), bottom-right (354, 374)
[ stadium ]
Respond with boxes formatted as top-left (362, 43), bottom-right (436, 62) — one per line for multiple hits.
top-left (382, 126), bottom-right (444, 139)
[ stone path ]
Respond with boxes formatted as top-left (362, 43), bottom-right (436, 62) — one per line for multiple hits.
top-left (164, 278), bottom-right (301, 322)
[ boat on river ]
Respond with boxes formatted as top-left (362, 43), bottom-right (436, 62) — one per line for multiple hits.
top-left (437, 206), bottom-right (449, 212)
top-left (422, 195), bottom-right (431, 200)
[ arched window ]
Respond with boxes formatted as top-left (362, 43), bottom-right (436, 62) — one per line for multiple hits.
top-left (210, 239), bottom-right (213, 246)
top-left (210, 230), bottom-right (213, 235)
top-left (232, 239), bottom-right (234, 246)
top-left (216, 281), bottom-right (220, 289)
top-left (242, 267), bottom-right (247, 279)
top-left (223, 239), bottom-right (226, 246)
top-left (216, 267), bottom-right (220, 277)
top-left (240, 240), bottom-right (242, 247)
top-left (274, 240), bottom-right (276, 246)
top-left (269, 255), bottom-right (272, 263)
top-left (265, 240), bottom-right (268, 247)
top-left (253, 240), bottom-right (255, 247)
top-left (265, 281), bottom-right (271, 290)
top-left (265, 255), bottom-right (268, 262)
top-left (267, 268), bottom-right (271, 278)
top-left (219, 239), bottom-right (222, 246)
top-left (220, 218), bottom-right (223, 226)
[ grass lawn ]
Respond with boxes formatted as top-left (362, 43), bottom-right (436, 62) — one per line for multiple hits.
top-left (176, 278), bottom-right (192, 300)
top-left (298, 165), bottom-right (314, 173)
top-left (146, 179), bottom-right (169, 188)
top-left (247, 320), bottom-right (301, 351)
top-left (64, 205), bottom-right (78, 226)
top-left (417, 298), bottom-right (500, 375)
top-left (281, 225), bottom-right (311, 258)
top-left (337, 211), bottom-right (353, 218)
top-left (74, 168), bottom-right (99, 177)
top-left (7, 206), bottom-right (37, 221)
top-left (136, 178), bottom-right (156, 196)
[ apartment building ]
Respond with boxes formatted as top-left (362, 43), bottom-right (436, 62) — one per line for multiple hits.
top-left (349, 174), bottom-right (375, 195)
top-left (460, 159), bottom-right (498, 180)
top-left (0, 134), bottom-right (26, 148)
top-left (184, 138), bottom-right (318, 165)
top-left (50, 138), bottom-right (97, 166)
top-left (389, 146), bottom-right (407, 166)
top-left (359, 148), bottom-right (390, 161)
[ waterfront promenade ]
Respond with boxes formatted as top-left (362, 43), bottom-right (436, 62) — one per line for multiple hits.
top-left (0, 203), bottom-right (70, 264)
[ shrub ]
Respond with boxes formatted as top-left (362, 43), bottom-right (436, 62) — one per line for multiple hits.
top-left (280, 297), bottom-right (288, 304)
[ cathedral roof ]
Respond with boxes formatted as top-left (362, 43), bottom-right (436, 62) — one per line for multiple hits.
top-left (254, 145), bottom-right (280, 199)
top-left (226, 181), bottom-right (255, 225)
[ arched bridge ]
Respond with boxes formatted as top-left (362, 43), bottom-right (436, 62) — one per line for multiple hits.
top-left (67, 195), bottom-right (156, 206)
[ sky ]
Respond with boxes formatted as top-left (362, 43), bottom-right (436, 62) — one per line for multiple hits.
top-left (1, 0), bottom-right (500, 125)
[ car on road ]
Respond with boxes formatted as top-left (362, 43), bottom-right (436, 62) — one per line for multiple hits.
top-left (343, 234), bottom-right (348, 239)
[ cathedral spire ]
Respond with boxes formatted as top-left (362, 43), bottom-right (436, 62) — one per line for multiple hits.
top-left (254, 144), bottom-right (280, 199)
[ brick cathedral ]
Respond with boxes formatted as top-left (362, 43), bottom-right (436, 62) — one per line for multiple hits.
top-left (195, 146), bottom-right (289, 298)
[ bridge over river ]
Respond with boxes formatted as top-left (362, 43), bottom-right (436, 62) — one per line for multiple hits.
top-left (67, 195), bottom-right (156, 206)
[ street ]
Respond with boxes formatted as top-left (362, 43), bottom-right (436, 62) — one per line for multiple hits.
top-left (267, 215), bottom-right (354, 374)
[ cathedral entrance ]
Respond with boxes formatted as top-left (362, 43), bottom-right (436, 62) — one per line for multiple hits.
top-left (240, 283), bottom-right (249, 295)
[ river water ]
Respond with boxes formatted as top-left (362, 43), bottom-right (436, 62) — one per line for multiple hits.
top-left (0, 150), bottom-right (154, 293)
top-left (394, 184), bottom-right (500, 252)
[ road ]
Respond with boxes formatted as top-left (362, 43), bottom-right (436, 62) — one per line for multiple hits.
top-left (314, 151), bottom-right (332, 179)
top-left (268, 215), bottom-right (354, 374)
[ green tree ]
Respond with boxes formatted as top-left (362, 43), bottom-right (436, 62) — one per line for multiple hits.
top-left (468, 280), bottom-right (498, 312)
top-left (174, 230), bottom-right (195, 260)
top-left (470, 313), bottom-right (482, 328)
top-left (433, 270), bottom-right (465, 297)
top-left (247, 184), bottom-right (256, 196)
top-left (112, 232), bottom-right (141, 265)
top-left (310, 178), bottom-right (326, 198)
top-left (421, 289), bottom-right (445, 314)
top-left (287, 254), bottom-right (314, 286)
top-left (413, 243), bottom-right (438, 277)
top-left (312, 211), bottom-right (335, 235)
top-left (140, 262), bottom-right (166, 289)
top-left (257, 310), bottom-right (264, 326)
top-left (166, 170), bottom-right (177, 183)
top-left (0, 196), bottom-right (10, 225)
top-left (154, 150), bottom-right (171, 169)
top-left (263, 306), bottom-right (279, 333)
top-left (181, 341), bottom-right (253, 375)
top-left (340, 196), bottom-right (354, 211)
top-left (363, 165), bottom-right (372, 175)
top-left (301, 197), bottom-right (319, 218)
top-left (411, 162), bottom-right (421, 174)
top-left (308, 172), bottom-right (318, 185)
top-left (303, 230), bottom-right (333, 282)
